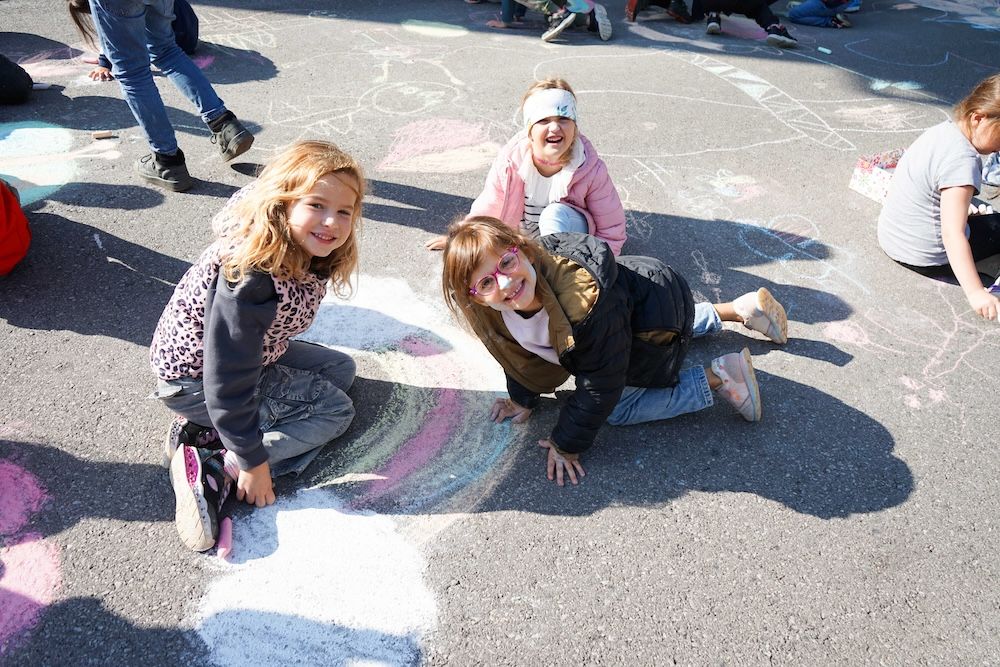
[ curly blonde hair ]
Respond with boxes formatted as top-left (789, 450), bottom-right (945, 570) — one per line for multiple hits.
top-left (441, 216), bottom-right (539, 324)
top-left (222, 140), bottom-right (365, 296)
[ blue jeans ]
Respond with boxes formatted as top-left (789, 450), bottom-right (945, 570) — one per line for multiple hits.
top-left (90, 0), bottom-right (227, 155)
top-left (787, 0), bottom-right (841, 26)
top-left (537, 203), bottom-right (589, 237)
top-left (501, 0), bottom-right (528, 22)
top-left (606, 302), bottom-right (721, 426)
top-left (156, 341), bottom-right (356, 477)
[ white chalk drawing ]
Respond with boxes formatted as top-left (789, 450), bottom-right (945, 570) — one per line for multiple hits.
top-left (197, 277), bottom-right (517, 664)
top-left (907, 0), bottom-right (1000, 30)
top-left (0, 122), bottom-right (120, 206)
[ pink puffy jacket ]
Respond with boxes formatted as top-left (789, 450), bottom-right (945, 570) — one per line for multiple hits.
top-left (469, 132), bottom-right (627, 255)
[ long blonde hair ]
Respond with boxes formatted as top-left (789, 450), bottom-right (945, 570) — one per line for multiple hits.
top-left (441, 216), bottom-right (539, 324)
top-left (222, 140), bottom-right (365, 295)
top-left (954, 74), bottom-right (1000, 127)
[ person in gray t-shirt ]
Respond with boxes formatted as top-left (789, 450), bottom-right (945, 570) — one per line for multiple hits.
top-left (877, 74), bottom-right (1000, 320)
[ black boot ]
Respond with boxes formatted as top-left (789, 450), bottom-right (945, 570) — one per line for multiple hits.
top-left (208, 111), bottom-right (254, 162)
top-left (136, 148), bottom-right (193, 192)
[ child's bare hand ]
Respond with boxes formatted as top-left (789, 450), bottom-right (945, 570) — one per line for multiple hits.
top-left (968, 289), bottom-right (999, 320)
top-left (424, 235), bottom-right (447, 251)
top-left (539, 439), bottom-right (585, 486)
top-left (89, 66), bottom-right (114, 81)
top-left (237, 461), bottom-right (275, 507)
top-left (490, 397), bottom-right (532, 423)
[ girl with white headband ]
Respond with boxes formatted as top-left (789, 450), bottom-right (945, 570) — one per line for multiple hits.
top-left (426, 78), bottom-right (626, 254)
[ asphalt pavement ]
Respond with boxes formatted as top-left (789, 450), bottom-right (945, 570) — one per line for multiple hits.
top-left (1, 0), bottom-right (999, 664)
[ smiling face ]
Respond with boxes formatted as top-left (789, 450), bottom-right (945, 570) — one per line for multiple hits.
top-left (286, 173), bottom-right (358, 258)
top-left (469, 246), bottom-right (542, 313)
top-left (528, 116), bottom-right (577, 172)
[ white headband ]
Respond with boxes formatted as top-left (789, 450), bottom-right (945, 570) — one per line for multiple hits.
top-left (522, 88), bottom-right (577, 131)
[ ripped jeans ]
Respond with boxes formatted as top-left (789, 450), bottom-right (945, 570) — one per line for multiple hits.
top-left (155, 341), bottom-right (356, 477)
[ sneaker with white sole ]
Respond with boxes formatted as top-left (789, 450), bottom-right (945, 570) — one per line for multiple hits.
top-left (765, 23), bottom-right (797, 47)
top-left (732, 287), bottom-right (788, 344)
top-left (170, 445), bottom-right (232, 552)
top-left (162, 416), bottom-right (221, 468)
top-left (592, 3), bottom-right (613, 40)
top-left (705, 12), bottom-right (722, 34)
top-left (542, 10), bottom-right (577, 41)
top-left (711, 348), bottom-right (762, 422)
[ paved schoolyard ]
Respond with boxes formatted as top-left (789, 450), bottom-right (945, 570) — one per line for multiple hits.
top-left (1, 0), bottom-right (999, 664)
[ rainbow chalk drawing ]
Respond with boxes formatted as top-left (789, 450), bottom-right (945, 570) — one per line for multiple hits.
top-left (0, 460), bottom-right (62, 657)
top-left (197, 277), bottom-right (515, 664)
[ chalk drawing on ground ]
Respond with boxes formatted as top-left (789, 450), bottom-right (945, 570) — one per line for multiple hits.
top-left (196, 8), bottom-right (339, 50)
top-left (379, 118), bottom-right (500, 172)
top-left (0, 460), bottom-right (62, 658)
top-left (196, 277), bottom-right (515, 664)
top-left (0, 122), bottom-right (121, 206)
top-left (824, 284), bottom-right (1000, 429)
top-left (905, 0), bottom-right (1000, 30)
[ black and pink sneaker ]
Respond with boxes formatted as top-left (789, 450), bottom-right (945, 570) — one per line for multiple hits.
top-left (170, 445), bottom-right (232, 552)
top-left (162, 416), bottom-right (220, 467)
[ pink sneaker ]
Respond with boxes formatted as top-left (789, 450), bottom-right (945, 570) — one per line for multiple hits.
top-left (711, 348), bottom-right (762, 422)
top-left (732, 288), bottom-right (787, 344)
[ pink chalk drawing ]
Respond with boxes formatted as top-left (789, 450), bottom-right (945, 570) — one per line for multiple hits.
top-left (0, 460), bottom-right (62, 657)
top-left (196, 276), bottom-right (515, 665)
top-left (17, 47), bottom-right (85, 79)
top-left (192, 54), bottom-right (216, 70)
top-left (379, 119), bottom-right (499, 173)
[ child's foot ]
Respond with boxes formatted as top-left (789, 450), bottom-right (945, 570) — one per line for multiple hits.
top-left (170, 445), bottom-right (231, 552)
top-left (590, 3), bottom-right (613, 41)
top-left (136, 149), bottom-right (193, 193)
top-left (666, 0), bottom-right (691, 23)
top-left (711, 348), bottom-right (762, 422)
top-left (705, 12), bottom-right (722, 34)
top-left (830, 13), bottom-right (851, 27)
top-left (486, 19), bottom-right (515, 29)
top-left (765, 23), bottom-right (797, 47)
top-left (542, 10), bottom-right (577, 42)
top-left (163, 416), bottom-right (221, 467)
top-left (733, 288), bottom-right (788, 344)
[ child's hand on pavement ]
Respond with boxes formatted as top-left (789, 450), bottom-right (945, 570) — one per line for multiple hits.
top-left (967, 288), bottom-right (999, 320)
top-left (490, 397), bottom-right (532, 424)
top-left (237, 461), bottom-right (275, 507)
top-left (539, 438), bottom-right (585, 486)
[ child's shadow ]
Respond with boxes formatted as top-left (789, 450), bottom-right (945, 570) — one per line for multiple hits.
top-left (0, 212), bottom-right (188, 347)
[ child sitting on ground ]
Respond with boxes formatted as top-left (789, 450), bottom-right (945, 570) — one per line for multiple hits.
top-left (694, 0), bottom-right (798, 47)
top-left (427, 78), bottom-right (626, 254)
top-left (877, 74), bottom-right (1000, 320)
top-left (442, 217), bottom-right (788, 486)
top-left (150, 140), bottom-right (364, 551)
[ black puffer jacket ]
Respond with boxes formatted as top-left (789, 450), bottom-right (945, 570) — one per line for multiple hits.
top-left (467, 233), bottom-right (695, 454)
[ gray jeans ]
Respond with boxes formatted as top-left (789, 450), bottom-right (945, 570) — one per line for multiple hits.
top-left (155, 340), bottom-right (356, 477)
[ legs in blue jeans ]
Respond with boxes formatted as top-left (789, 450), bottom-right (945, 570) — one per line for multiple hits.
top-left (787, 0), bottom-right (840, 27)
top-left (606, 302), bottom-right (720, 426)
top-left (156, 341), bottom-right (356, 477)
top-left (90, 0), bottom-right (227, 154)
top-left (537, 202), bottom-right (589, 236)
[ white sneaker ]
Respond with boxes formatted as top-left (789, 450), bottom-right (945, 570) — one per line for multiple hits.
top-left (711, 348), bottom-right (762, 422)
top-left (542, 11), bottom-right (576, 42)
top-left (593, 3), bottom-right (613, 41)
top-left (733, 287), bottom-right (787, 344)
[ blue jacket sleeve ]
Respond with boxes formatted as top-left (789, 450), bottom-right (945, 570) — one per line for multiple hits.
top-left (203, 271), bottom-right (277, 470)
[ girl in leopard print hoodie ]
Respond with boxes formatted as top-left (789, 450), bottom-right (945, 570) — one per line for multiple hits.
top-left (150, 140), bottom-right (364, 552)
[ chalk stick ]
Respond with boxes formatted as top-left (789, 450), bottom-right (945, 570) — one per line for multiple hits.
top-left (817, 47), bottom-right (832, 55)
top-left (32, 82), bottom-right (52, 90)
top-left (91, 130), bottom-right (115, 140)
top-left (216, 517), bottom-right (233, 560)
